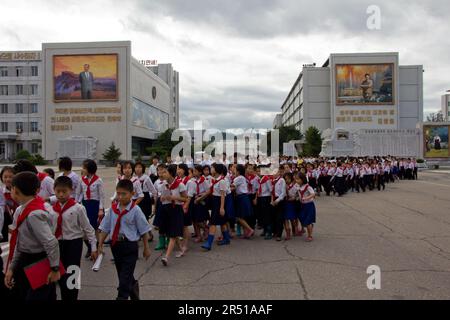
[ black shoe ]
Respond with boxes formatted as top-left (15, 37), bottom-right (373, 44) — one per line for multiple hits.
top-left (85, 251), bottom-right (91, 259)
top-left (130, 280), bottom-right (140, 300)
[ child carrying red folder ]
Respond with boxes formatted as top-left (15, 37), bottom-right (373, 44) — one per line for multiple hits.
top-left (4, 172), bottom-right (60, 301)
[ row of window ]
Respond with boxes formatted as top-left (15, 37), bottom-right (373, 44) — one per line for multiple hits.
top-left (0, 103), bottom-right (38, 114)
top-left (0, 84), bottom-right (39, 96)
top-left (0, 142), bottom-right (39, 155)
top-left (0, 66), bottom-right (38, 77)
top-left (0, 122), bottom-right (39, 132)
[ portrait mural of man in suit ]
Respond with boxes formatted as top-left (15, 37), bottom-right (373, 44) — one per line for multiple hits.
top-left (79, 63), bottom-right (94, 99)
top-left (53, 54), bottom-right (118, 102)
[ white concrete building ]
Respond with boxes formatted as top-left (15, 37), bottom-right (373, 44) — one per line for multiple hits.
top-left (273, 113), bottom-right (282, 129)
top-left (149, 64), bottom-right (179, 129)
top-left (278, 52), bottom-right (424, 157)
top-left (41, 41), bottom-right (178, 162)
top-left (0, 51), bottom-right (43, 161)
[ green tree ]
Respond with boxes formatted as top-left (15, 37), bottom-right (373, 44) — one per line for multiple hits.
top-left (15, 149), bottom-right (32, 161)
top-left (302, 126), bottom-right (323, 157)
top-left (146, 128), bottom-right (181, 160)
top-left (102, 142), bottom-right (122, 162)
top-left (267, 125), bottom-right (303, 154)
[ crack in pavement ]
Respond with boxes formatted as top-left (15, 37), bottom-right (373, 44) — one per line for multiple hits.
top-left (294, 264), bottom-right (310, 300)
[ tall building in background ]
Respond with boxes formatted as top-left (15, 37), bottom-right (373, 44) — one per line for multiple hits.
top-left (278, 52), bottom-right (424, 157)
top-left (149, 63), bottom-right (179, 129)
top-left (0, 51), bottom-right (43, 161)
top-left (442, 93), bottom-right (450, 121)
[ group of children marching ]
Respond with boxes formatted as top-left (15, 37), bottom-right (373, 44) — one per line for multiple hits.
top-left (0, 154), bottom-right (417, 301)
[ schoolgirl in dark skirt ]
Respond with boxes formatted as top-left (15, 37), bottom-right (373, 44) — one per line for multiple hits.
top-left (201, 163), bottom-right (232, 251)
top-left (177, 164), bottom-right (193, 255)
top-left (245, 164), bottom-right (259, 230)
top-left (159, 165), bottom-right (188, 266)
top-left (283, 172), bottom-right (300, 240)
top-left (295, 173), bottom-right (317, 242)
top-left (154, 164), bottom-right (168, 251)
top-left (135, 161), bottom-right (157, 220)
top-left (231, 164), bottom-right (255, 239)
top-left (187, 165), bottom-right (211, 243)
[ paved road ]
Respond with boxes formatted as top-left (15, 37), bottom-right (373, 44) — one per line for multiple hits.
top-left (3, 169), bottom-right (450, 299)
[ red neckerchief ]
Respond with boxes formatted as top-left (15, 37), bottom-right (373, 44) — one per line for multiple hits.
top-left (52, 198), bottom-right (77, 239)
top-left (258, 175), bottom-right (272, 196)
top-left (210, 176), bottom-right (225, 194)
top-left (37, 172), bottom-right (48, 182)
top-left (195, 176), bottom-right (205, 195)
top-left (4, 189), bottom-right (19, 214)
top-left (111, 201), bottom-right (136, 246)
top-left (246, 174), bottom-right (256, 193)
top-left (272, 176), bottom-right (281, 199)
top-left (168, 178), bottom-right (182, 207)
top-left (307, 170), bottom-right (313, 178)
top-left (182, 176), bottom-right (190, 185)
top-left (299, 184), bottom-right (311, 200)
top-left (82, 175), bottom-right (99, 200)
top-left (7, 196), bottom-right (47, 270)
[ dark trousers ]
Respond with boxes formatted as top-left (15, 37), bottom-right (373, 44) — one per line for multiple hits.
top-left (413, 168), bottom-right (418, 180)
top-left (111, 241), bottom-right (139, 300)
top-left (259, 196), bottom-right (272, 235)
top-left (405, 168), bottom-right (413, 180)
top-left (58, 238), bottom-right (83, 301)
top-left (323, 176), bottom-right (332, 196)
top-left (377, 174), bottom-right (385, 191)
top-left (272, 201), bottom-right (285, 238)
top-left (11, 252), bottom-right (57, 301)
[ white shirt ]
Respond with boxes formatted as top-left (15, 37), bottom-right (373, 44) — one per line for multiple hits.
top-left (211, 176), bottom-right (229, 197)
top-left (78, 175), bottom-right (106, 209)
top-left (299, 184), bottom-right (315, 204)
top-left (258, 176), bottom-right (272, 197)
top-left (286, 183), bottom-right (300, 201)
top-left (53, 201), bottom-right (97, 251)
top-left (148, 164), bottom-right (158, 176)
top-left (233, 175), bottom-right (248, 195)
top-left (38, 176), bottom-right (55, 200)
top-left (137, 174), bottom-right (157, 197)
top-left (273, 177), bottom-right (286, 203)
top-left (161, 181), bottom-right (187, 205)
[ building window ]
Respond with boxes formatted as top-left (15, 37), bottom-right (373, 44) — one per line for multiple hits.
top-left (31, 142), bottom-right (39, 154)
top-left (30, 103), bottom-right (38, 113)
top-left (0, 122), bottom-right (8, 132)
top-left (31, 66), bottom-right (38, 76)
top-left (30, 84), bottom-right (38, 95)
top-left (16, 85), bottom-right (24, 95)
top-left (16, 143), bottom-right (23, 152)
top-left (0, 85), bottom-right (8, 95)
top-left (0, 67), bottom-right (7, 77)
top-left (0, 104), bottom-right (7, 114)
top-left (15, 103), bottom-right (24, 114)
top-left (30, 122), bottom-right (38, 132)
top-left (0, 143), bottom-right (5, 157)
top-left (16, 122), bottom-right (23, 133)
top-left (16, 66), bottom-right (23, 77)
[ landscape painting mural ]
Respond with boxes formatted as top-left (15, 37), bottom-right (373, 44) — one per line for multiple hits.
top-left (53, 54), bottom-right (118, 102)
top-left (336, 63), bottom-right (394, 105)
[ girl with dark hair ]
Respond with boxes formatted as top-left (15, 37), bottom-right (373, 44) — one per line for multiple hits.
top-left (78, 159), bottom-right (105, 258)
top-left (159, 165), bottom-right (187, 266)
top-left (201, 163), bottom-right (232, 250)
top-left (231, 164), bottom-right (255, 239)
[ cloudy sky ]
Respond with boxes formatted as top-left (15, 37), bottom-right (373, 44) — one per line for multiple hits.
top-left (1, 0), bottom-right (448, 129)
